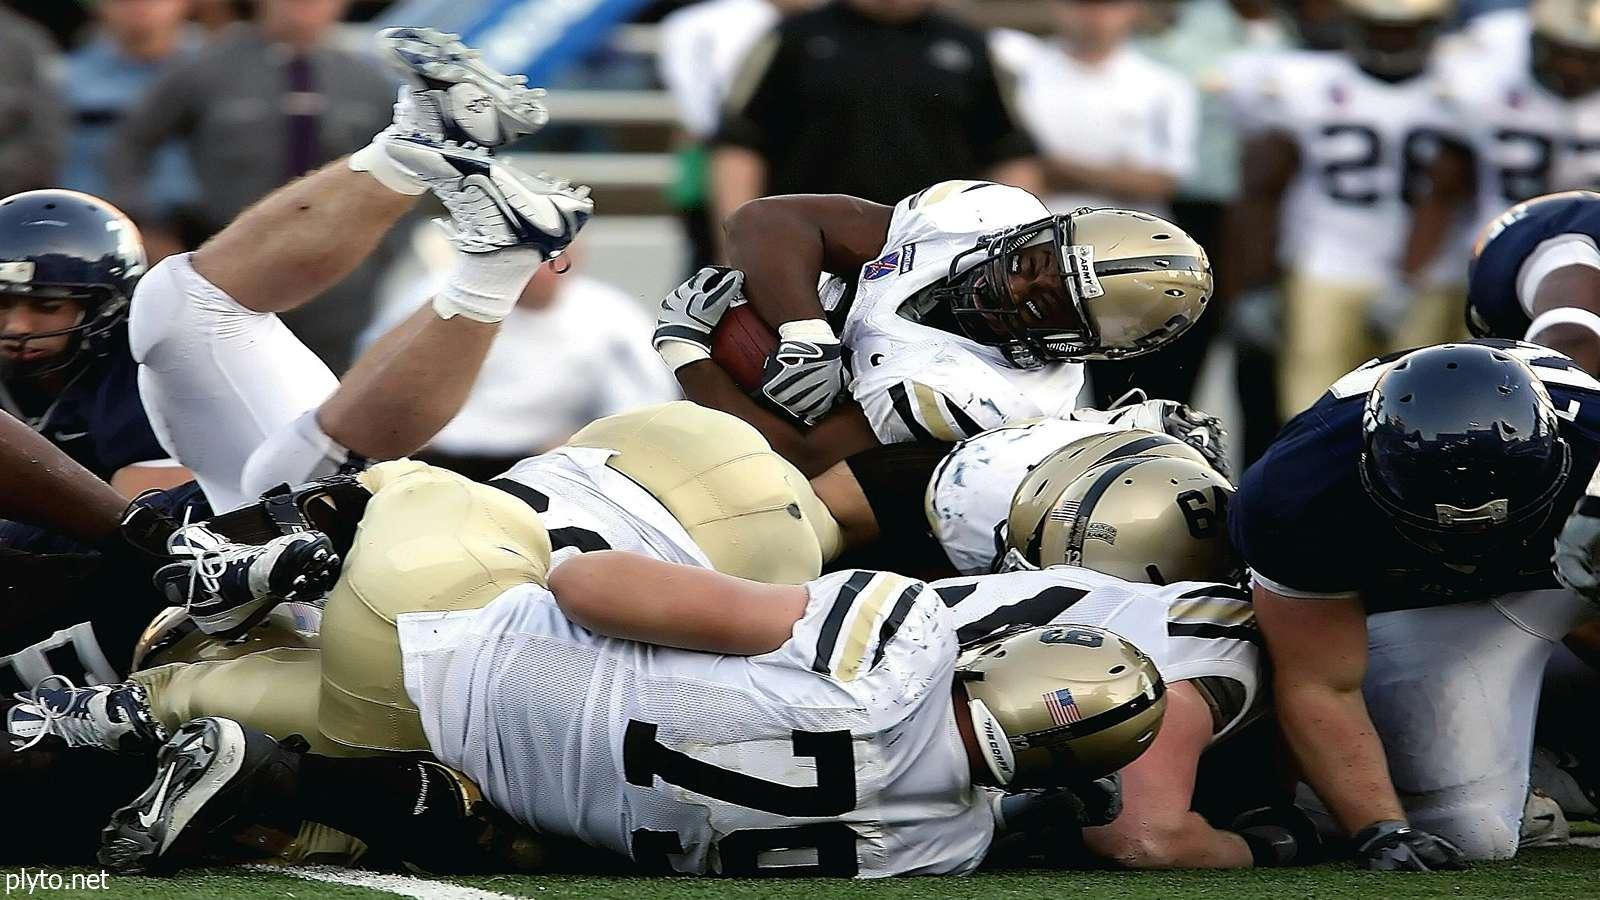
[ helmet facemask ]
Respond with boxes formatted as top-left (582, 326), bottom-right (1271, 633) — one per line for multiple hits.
top-left (939, 214), bottom-right (1101, 369)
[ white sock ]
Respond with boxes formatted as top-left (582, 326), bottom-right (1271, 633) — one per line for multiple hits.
top-left (433, 247), bottom-right (546, 323)
top-left (349, 139), bottom-right (427, 196)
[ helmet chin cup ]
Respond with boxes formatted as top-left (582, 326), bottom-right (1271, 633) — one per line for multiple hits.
top-left (967, 697), bottom-right (1017, 787)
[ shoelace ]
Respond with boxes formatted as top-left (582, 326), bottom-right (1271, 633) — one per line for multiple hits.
top-left (168, 508), bottom-right (235, 617)
top-left (10, 674), bottom-right (103, 751)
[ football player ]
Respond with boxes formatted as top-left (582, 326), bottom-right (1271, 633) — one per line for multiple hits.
top-left (0, 191), bottom-right (190, 496)
top-left (1406, 0), bottom-right (1600, 356)
top-left (935, 484), bottom-right (1293, 869)
top-left (99, 545), bottom-right (1166, 876)
top-left (1465, 191), bottom-right (1600, 374)
top-left (658, 181), bottom-right (1210, 445)
top-left (1232, 339), bottom-right (1600, 866)
top-left (1226, 0), bottom-right (1457, 419)
top-left (127, 26), bottom-right (591, 516)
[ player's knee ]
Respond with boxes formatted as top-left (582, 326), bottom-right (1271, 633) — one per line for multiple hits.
top-left (128, 252), bottom-right (258, 365)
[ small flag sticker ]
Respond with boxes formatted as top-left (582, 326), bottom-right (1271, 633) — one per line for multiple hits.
top-left (1044, 688), bottom-right (1081, 726)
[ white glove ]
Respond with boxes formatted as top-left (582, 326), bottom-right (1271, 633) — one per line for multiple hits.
top-left (653, 266), bottom-right (743, 371)
top-left (760, 319), bottom-right (846, 424)
top-left (1555, 496), bottom-right (1600, 602)
top-left (1070, 396), bottom-right (1231, 479)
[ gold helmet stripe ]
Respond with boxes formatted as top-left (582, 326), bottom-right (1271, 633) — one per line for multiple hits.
top-left (1062, 457), bottom-right (1148, 566)
top-left (1091, 254), bottom-right (1209, 279)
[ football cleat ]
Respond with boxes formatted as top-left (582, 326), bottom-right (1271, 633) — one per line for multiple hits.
top-left (155, 525), bottom-right (342, 639)
top-left (6, 677), bottom-right (167, 753)
top-left (1531, 745), bottom-right (1599, 820)
top-left (379, 134), bottom-right (592, 256)
top-left (1519, 788), bottom-right (1571, 848)
top-left (377, 26), bottom-right (548, 148)
top-left (99, 717), bottom-right (307, 873)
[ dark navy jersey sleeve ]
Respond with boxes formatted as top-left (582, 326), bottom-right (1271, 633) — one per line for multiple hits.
top-left (1230, 384), bottom-right (1370, 597)
top-left (1467, 191), bottom-right (1600, 339)
top-left (1234, 339), bottom-right (1600, 609)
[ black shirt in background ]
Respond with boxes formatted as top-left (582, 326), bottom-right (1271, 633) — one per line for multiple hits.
top-left (714, 1), bottom-right (1036, 204)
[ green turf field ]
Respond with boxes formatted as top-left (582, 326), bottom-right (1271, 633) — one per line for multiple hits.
top-left (18, 847), bottom-right (1600, 900)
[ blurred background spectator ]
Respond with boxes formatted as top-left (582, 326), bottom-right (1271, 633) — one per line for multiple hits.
top-left (709, 0), bottom-right (1043, 237)
top-left (658, 0), bottom-right (816, 268)
top-left (105, 0), bottom-right (396, 371)
top-left (363, 228), bottom-right (679, 480)
top-left (0, 5), bottom-right (66, 199)
top-left (63, 0), bottom-right (202, 264)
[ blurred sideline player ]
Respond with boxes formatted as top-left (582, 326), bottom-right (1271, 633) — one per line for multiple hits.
top-left (1233, 340), bottom-right (1600, 866)
top-left (1465, 190), bottom-right (1600, 374)
top-left (1405, 0), bottom-right (1600, 336)
top-left (0, 190), bottom-right (191, 496)
top-left (1226, 0), bottom-right (1459, 419)
top-left (661, 180), bottom-right (1212, 453)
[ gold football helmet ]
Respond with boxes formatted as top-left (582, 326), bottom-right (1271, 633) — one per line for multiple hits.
top-left (958, 624), bottom-right (1166, 786)
top-left (1006, 429), bottom-right (1211, 568)
top-left (1011, 454), bottom-right (1239, 585)
top-left (1337, 0), bottom-right (1453, 80)
top-left (935, 208), bottom-right (1212, 368)
top-left (1533, 0), bottom-right (1600, 96)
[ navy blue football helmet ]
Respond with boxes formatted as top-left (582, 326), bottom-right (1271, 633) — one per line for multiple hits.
top-left (0, 190), bottom-right (146, 376)
top-left (1359, 343), bottom-right (1572, 562)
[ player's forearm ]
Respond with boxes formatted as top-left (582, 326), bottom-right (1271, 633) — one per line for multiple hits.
top-left (1042, 159), bottom-right (1177, 202)
top-left (0, 413), bottom-right (127, 542)
top-left (1531, 322), bottom-right (1600, 375)
top-left (1220, 197), bottom-right (1281, 299)
top-left (675, 360), bottom-right (814, 469)
top-left (1275, 678), bottom-right (1406, 833)
top-left (722, 198), bottom-right (833, 328)
top-left (1399, 194), bottom-right (1461, 281)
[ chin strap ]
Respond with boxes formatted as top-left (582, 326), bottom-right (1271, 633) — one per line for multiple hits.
top-left (968, 697), bottom-right (1017, 787)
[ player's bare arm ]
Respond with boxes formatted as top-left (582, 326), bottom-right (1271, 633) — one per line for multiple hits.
top-left (1041, 158), bottom-right (1178, 204)
top-left (547, 549), bottom-right (808, 655)
top-left (1252, 585), bottom-right (1406, 833)
top-left (1399, 142), bottom-right (1474, 283)
top-left (722, 194), bottom-right (893, 328)
top-left (1221, 133), bottom-right (1299, 302)
top-left (1083, 681), bottom-right (1252, 869)
top-left (1527, 265), bottom-right (1600, 373)
top-left (0, 410), bottom-right (132, 542)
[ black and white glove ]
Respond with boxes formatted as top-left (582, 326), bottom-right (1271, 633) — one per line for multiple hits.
top-left (1351, 820), bottom-right (1467, 872)
top-left (652, 266), bottom-right (743, 371)
top-left (1230, 804), bottom-right (1323, 867)
top-left (760, 319), bottom-right (846, 424)
top-left (1070, 397), bottom-right (1231, 479)
top-left (1555, 496), bottom-right (1600, 602)
top-left (1366, 279), bottom-right (1418, 346)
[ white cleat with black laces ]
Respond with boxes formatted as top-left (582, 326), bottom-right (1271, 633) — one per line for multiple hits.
top-left (6, 676), bottom-right (167, 753)
top-left (154, 524), bottom-right (342, 639)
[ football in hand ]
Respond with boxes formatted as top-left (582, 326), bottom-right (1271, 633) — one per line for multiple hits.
top-left (710, 302), bottom-right (778, 393)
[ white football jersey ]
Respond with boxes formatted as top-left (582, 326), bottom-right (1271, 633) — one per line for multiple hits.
top-left (1438, 64), bottom-right (1600, 232)
top-left (1243, 51), bottom-right (1453, 283)
top-left (924, 418), bottom-right (1124, 576)
top-left (933, 567), bottom-right (1262, 741)
top-left (841, 181), bottom-right (1086, 444)
top-left (398, 569), bottom-right (994, 877)
top-left (492, 447), bottom-right (711, 569)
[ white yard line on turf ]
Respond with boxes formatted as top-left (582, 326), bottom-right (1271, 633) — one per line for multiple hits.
top-left (245, 864), bottom-right (527, 900)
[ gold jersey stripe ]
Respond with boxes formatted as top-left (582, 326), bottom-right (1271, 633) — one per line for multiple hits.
top-left (834, 574), bottom-right (917, 682)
